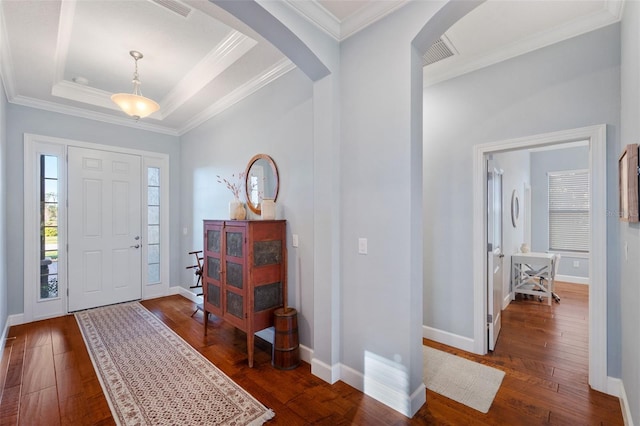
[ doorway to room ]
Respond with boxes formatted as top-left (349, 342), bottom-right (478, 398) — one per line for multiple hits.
top-left (472, 125), bottom-right (607, 393)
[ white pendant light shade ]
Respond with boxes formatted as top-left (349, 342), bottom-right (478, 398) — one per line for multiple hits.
top-left (111, 50), bottom-right (160, 120)
top-left (111, 93), bottom-right (160, 118)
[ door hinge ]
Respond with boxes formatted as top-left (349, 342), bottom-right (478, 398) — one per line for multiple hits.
top-left (637, 165), bottom-right (640, 176)
top-left (487, 314), bottom-right (493, 324)
top-left (487, 243), bottom-right (493, 252)
top-left (66, 288), bottom-right (69, 296)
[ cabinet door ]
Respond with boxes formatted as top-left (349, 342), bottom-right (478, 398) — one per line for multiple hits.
top-left (222, 225), bottom-right (247, 329)
top-left (203, 222), bottom-right (223, 317)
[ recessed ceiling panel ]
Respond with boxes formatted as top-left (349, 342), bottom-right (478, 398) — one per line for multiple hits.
top-left (64, 0), bottom-right (238, 99)
top-left (317, 0), bottom-right (371, 21)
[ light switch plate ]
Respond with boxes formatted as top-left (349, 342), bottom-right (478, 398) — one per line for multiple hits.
top-left (292, 234), bottom-right (299, 247)
top-left (358, 238), bottom-right (367, 255)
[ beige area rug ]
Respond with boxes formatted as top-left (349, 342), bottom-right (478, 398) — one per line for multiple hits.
top-left (423, 346), bottom-right (505, 413)
top-left (75, 302), bottom-right (275, 425)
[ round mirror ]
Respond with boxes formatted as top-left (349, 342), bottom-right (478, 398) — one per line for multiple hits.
top-left (511, 189), bottom-right (519, 228)
top-left (244, 154), bottom-right (279, 215)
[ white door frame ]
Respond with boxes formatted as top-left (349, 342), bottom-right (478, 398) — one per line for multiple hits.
top-left (472, 125), bottom-right (608, 394)
top-left (23, 133), bottom-right (170, 322)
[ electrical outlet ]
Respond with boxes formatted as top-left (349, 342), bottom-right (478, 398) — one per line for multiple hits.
top-left (573, 260), bottom-right (579, 268)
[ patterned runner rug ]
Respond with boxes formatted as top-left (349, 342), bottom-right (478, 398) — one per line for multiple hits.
top-left (75, 302), bottom-right (275, 425)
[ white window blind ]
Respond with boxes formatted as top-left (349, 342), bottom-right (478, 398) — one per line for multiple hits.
top-left (548, 170), bottom-right (590, 252)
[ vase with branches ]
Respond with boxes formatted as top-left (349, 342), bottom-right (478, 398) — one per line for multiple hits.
top-left (217, 172), bottom-right (246, 220)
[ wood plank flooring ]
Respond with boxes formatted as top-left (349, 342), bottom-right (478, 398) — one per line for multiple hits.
top-left (0, 282), bottom-right (623, 425)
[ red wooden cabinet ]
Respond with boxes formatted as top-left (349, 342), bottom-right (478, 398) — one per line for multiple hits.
top-left (202, 220), bottom-right (287, 367)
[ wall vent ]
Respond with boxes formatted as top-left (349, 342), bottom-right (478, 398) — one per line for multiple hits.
top-left (150, 0), bottom-right (192, 18)
top-left (423, 37), bottom-right (455, 66)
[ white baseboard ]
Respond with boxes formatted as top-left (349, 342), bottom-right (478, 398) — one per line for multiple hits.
top-left (608, 376), bottom-right (621, 397)
top-left (339, 361), bottom-right (425, 418)
top-left (299, 344), bottom-right (312, 365)
top-left (502, 292), bottom-right (513, 310)
top-left (311, 357), bottom-right (340, 384)
top-left (8, 313), bottom-right (24, 326)
top-left (172, 286), bottom-right (202, 302)
top-left (422, 325), bottom-right (475, 353)
top-left (556, 274), bottom-right (589, 285)
top-left (0, 318), bottom-right (10, 376)
top-left (611, 377), bottom-right (634, 426)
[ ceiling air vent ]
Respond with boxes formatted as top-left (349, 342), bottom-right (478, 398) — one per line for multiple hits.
top-left (150, 0), bottom-right (192, 18)
top-left (422, 37), bottom-right (456, 66)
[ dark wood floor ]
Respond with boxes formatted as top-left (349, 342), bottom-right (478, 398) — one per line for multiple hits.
top-left (0, 282), bottom-right (623, 425)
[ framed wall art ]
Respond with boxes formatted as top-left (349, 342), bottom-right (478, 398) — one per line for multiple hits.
top-left (619, 143), bottom-right (639, 223)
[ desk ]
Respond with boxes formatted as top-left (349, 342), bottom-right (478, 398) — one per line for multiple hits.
top-left (511, 252), bottom-right (556, 306)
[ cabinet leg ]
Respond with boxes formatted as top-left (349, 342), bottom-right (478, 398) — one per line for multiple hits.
top-left (204, 309), bottom-right (208, 336)
top-left (247, 332), bottom-right (254, 368)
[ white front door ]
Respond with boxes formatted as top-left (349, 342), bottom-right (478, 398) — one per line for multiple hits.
top-left (487, 160), bottom-right (503, 351)
top-left (68, 146), bottom-right (142, 312)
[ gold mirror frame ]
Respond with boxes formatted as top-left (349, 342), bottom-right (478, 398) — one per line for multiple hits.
top-left (244, 154), bottom-right (279, 215)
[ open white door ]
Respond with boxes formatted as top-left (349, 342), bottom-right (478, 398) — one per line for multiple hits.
top-left (487, 160), bottom-right (503, 351)
top-left (68, 146), bottom-right (142, 312)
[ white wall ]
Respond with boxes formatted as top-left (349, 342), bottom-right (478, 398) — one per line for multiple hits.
top-left (493, 150), bottom-right (530, 305)
top-left (423, 24), bottom-right (621, 376)
top-left (5, 105), bottom-right (181, 314)
top-left (179, 68), bottom-right (315, 347)
top-left (620, 3), bottom-right (640, 423)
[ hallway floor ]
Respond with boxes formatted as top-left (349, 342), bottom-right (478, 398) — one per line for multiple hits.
top-left (0, 282), bottom-right (623, 425)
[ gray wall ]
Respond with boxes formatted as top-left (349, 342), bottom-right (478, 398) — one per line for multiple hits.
top-left (179, 68), bottom-right (315, 347)
top-left (0, 83), bottom-right (7, 335)
top-left (620, 3), bottom-right (640, 423)
top-left (5, 105), bottom-right (180, 315)
top-left (423, 24), bottom-right (621, 376)
top-left (530, 146), bottom-right (590, 279)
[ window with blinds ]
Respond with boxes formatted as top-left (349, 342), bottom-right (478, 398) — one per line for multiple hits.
top-left (548, 170), bottom-right (590, 252)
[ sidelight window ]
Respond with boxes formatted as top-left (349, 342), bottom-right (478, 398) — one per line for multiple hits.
top-left (147, 167), bottom-right (161, 284)
top-left (40, 155), bottom-right (59, 299)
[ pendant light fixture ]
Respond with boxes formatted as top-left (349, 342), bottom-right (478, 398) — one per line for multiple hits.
top-left (111, 50), bottom-right (160, 120)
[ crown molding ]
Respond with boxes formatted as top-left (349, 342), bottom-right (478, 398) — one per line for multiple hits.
top-left (159, 30), bottom-right (257, 117)
top-left (179, 58), bottom-right (295, 135)
top-left (12, 58), bottom-right (296, 137)
top-left (282, 0), bottom-right (341, 40)
top-left (340, 0), bottom-right (409, 40)
top-left (0, 4), bottom-right (16, 101)
top-left (283, 0), bottom-right (408, 41)
top-left (52, 80), bottom-right (118, 110)
top-left (10, 95), bottom-right (179, 136)
top-left (606, 0), bottom-right (624, 20)
top-left (424, 4), bottom-right (623, 87)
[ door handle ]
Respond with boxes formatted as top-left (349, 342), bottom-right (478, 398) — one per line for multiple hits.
top-left (498, 253), bottom-right (505, 258)
top-left (130, 244), bottom-right (140, 249)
